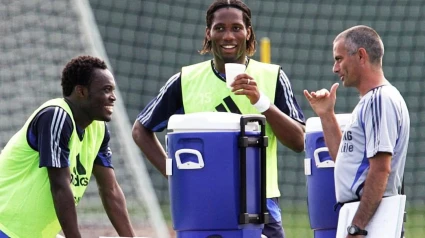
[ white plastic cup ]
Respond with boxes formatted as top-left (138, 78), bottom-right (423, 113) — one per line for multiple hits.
top-left (225, 63), bottom-right (246, 88)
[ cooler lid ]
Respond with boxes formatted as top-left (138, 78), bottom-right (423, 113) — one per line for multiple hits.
top-left (167, 112), bottom-right (259, 132)
top-left (305, 113), bottom-right (352, 133)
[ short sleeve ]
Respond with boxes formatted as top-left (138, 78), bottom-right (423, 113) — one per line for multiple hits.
top-left (363, 88), bottom-right (398, 158)
top-left (136, 72), bottom-right (184, 132)
top-left (29, 106), bottom-right (73, 168)
top-left (94, 123), bottom-right (113, 168)
top-left (274, 68), bottom-right (305, 124)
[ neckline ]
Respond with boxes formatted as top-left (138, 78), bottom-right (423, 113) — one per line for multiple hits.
top-left (211, 57), bottom-right (249, 81)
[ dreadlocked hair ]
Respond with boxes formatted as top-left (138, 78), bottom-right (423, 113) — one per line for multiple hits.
top-left (199, 0), bottom-right (256, 56)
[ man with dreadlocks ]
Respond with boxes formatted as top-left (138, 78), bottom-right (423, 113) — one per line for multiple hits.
top-left (132, 1), bottom-right (305, 237)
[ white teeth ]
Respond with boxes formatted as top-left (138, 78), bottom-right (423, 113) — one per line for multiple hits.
top-left (105, 106), bottom-right (114, 111)
top-left (223, 45), bottom-right (235, 49)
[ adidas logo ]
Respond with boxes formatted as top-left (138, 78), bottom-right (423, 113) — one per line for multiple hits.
top-left (70, 154), bottom-right (89, 187)
top-left (215, 96), bottom-right (241, 114)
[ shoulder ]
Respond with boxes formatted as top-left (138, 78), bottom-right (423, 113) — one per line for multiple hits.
top-left (182, 60), bottom-right (211, 70)
top-left (29, 106), bottom-right (74, 147)
top-left (181, 60), bottom-right (211, 76)
top-left (34, 106), bottom-right (73, 128)
top-left (364, 85), bottom-right (404, 106)
top-left (359, 85), bottom-right (408, 123)
top-left (162, 72), bottom-right (181, 88)
top-left (155, 72), bottom-right (182, 100)
top-left (249, 59), bottom-right (280, 72)
top-left (381, 84), bottom-right (403, 98)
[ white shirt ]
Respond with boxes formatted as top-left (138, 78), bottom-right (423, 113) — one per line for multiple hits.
top-left (334, 84), bottom-right (410, 203)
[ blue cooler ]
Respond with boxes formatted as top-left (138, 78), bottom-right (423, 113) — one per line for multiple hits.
top-left (304, 114), bottom-right (351, 238)
top-left (166, 112), bottom-right (269, 238)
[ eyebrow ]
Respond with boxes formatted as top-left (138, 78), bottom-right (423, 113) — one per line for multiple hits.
top-left (213, 22), bottom-right (244, 26)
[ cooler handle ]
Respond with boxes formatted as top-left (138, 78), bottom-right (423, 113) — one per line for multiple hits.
top-left (314, 147), bottom-right (334, 168)
top-left (238, 115), bottom-right (269, 225)
top-left (175, 149), bottom-right (204, 170)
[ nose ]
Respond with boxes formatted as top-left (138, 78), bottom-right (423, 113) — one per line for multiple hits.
top-left (110, 90), bottom-right (117, 101)
top-left (333, 62), bottom-right (339, 74)
top-left (223, 29), bottom-right (236, 41)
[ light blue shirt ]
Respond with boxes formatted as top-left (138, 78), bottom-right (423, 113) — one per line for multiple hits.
top-left (334, 84), bottom-right (410, 203)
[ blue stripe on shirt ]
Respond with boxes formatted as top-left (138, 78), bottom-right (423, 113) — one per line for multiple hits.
top-left (277, 69), bottom-right (305, 124)
top-left (29, 107), bottom-right (112, 169)
top-left (29, 106), bottom-right (73, 168)
top-left (371, 87), bottom-right (382, 154)
top-left (138, 72), bottom-right (181, 126)
top-left (351, 152), bottom-right (369, 193)
top-left (50, 107), bottom-right (67, 167)
top-left (351, 87), bottom-right (383, 194)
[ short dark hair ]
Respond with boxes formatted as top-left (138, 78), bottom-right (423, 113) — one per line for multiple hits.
top-left (200, 0), bottom-right (256, 56)
top-left (335, 25), bottom-right (384, 64)
top-left (61, 55), bottom-right (108, 96)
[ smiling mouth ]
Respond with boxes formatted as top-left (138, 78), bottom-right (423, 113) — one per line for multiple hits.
top-left (221, 45), bottom-right (237, 51)
top-left (105, 106), bottom-right (114, 113)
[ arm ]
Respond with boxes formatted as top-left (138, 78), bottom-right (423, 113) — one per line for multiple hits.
top-left (262, 105), bottom-right (305, 152)
top-left (132, 121), bottom-right (168, 177)
top-left (48, 167), bottom-right (81, 238)
top-left (317, 113), bottom-right (342, 161)
top-left (132, 73), bottom-right (182, 177)
top-left (265, 69), bottom-right (305, 152)
top-left (93, 165), bottom-right (135, 236)
top-left (349, 152), bottom-right (391, 236)
top-left (32, 107), bottom-right (81, 237)
top-left (304, 83), bottom-right (341, 160)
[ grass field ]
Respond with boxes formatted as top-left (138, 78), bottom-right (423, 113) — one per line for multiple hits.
top-left (160, 203), bottom-right (424, 237)
top-left (78, 203), bottom-right (424, 237)
top-left (76, 201), bottom-right (424, 237)
top-left (281, 204), bottom-right (425, 238)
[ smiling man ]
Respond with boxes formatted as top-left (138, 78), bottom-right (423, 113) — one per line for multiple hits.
top-left (0, 55), bottom-right (135, 238)
top-left (131, 1), bottom-right (305, 237)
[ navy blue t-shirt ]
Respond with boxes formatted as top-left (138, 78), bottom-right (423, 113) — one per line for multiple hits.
top-left (27, 106), bottom-right (113, 168)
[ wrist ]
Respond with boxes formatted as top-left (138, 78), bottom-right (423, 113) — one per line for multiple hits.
top-left (347, 224), bottom-right (368, 236)
top-left (317, 111), bottom-right (336, 119)
top-left (253, 92), bottom-right (271, 113)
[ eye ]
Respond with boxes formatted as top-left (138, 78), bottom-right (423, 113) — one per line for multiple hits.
top-left (215, 26), bottom-right (224, 31)
top-left (104, 87), bottom-right (113, 93)
top-left (233, 26), bottom-right (242, 31)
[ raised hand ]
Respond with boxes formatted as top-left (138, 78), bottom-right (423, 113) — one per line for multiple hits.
top-left (303, 83), bottom-right (339, 117)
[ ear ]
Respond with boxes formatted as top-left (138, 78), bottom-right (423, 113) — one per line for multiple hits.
top-left (205, 27), bottom-right (211, 42)
top-left (246, 26), bottom-right (252, 41)
top-left (74, 85), bottom-right (88, 98)
top-left (357, 48), bottom-right (368, 64)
